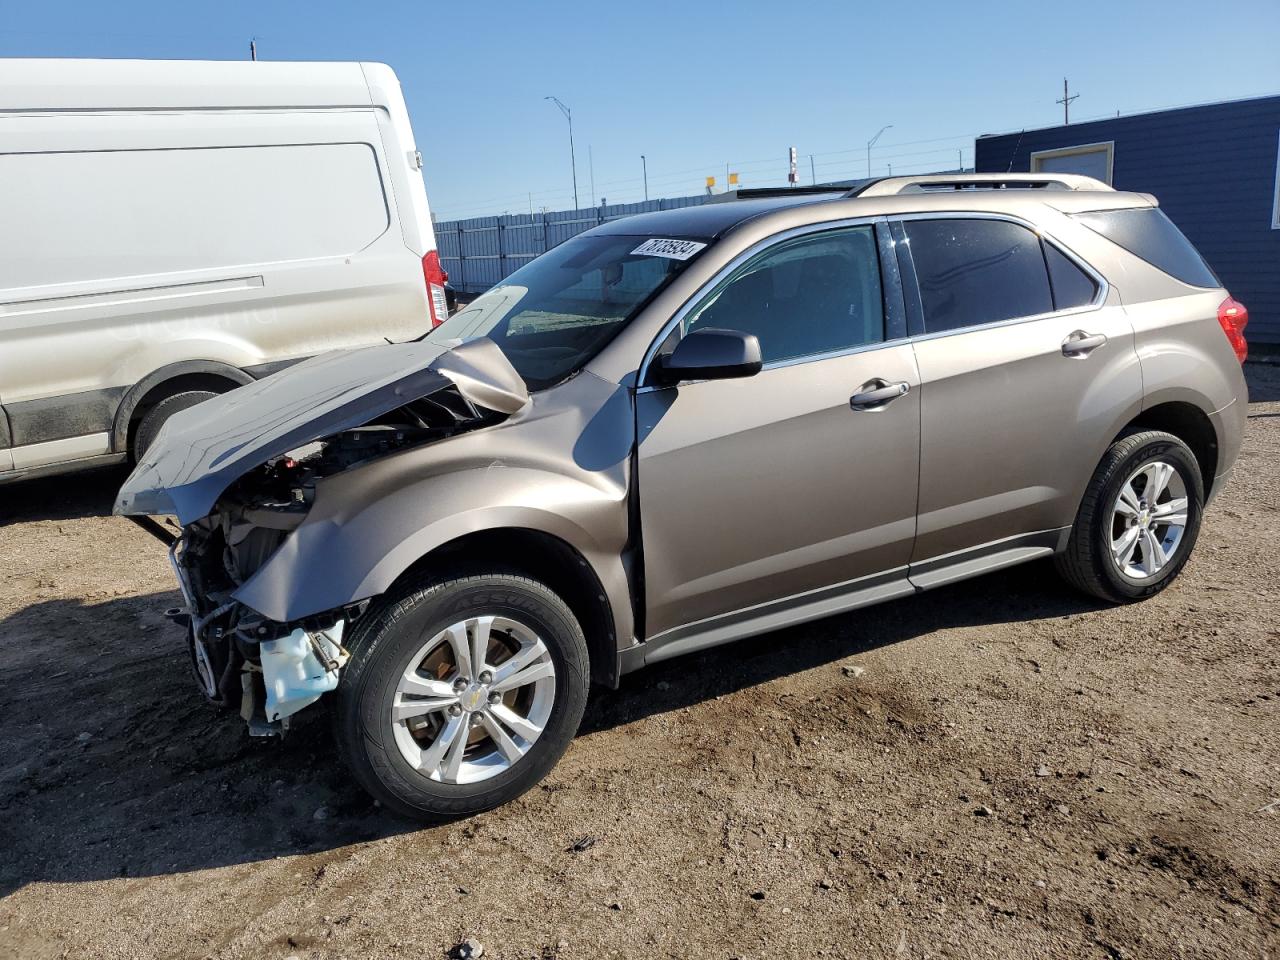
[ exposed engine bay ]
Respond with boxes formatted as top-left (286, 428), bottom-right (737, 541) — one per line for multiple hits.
top-left (168, 385), bottom-right (499, 734)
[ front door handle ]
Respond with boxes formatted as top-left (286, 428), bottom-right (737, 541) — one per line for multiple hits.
top-left (850, 379), bottom-right (910, 410)
top-left (1062, 330), bottom-right (1107, 357)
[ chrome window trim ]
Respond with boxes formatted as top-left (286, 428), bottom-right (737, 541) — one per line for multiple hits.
top-left (756, 332), bottom-right (912, 372)
top-left (635, 209), bottom-right (1111, 390)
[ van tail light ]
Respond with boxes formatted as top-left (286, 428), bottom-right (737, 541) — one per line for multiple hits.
top-left (1217, 296), bottom-right (1248, 364)
top-left (422, 250), bottom-right (449, 327)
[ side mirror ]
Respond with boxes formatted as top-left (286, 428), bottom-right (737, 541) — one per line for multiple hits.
top-left (658, 328), bottom-right (763, 383)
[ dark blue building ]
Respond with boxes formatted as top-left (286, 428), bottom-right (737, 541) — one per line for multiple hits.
top-left (976, 95), bottom-right (1280, 348)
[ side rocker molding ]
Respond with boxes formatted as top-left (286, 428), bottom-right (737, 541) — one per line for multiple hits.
top-left (619, 527), bottom-right (1072, 677)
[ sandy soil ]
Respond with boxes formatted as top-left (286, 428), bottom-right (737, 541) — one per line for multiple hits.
top-left (1, 365), bottom-right (1278, 960)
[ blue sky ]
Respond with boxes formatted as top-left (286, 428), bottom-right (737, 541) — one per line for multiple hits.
top-left (4, 0), bottom-right (1278, 220)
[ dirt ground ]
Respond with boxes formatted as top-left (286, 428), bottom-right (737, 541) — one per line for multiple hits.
top-left (1, 366), bottom-right (1278, 960)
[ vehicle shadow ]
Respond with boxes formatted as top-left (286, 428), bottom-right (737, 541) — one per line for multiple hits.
top-left (0, 464), bottom-right (129, 525)
top-left (580, 560), bottom-right (1100, 735)
top-left (0, 560), bottom-right (1100, 895)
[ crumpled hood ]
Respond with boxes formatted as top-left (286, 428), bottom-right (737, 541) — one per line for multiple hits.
top-left (114, 337), bottom-right (529, 525)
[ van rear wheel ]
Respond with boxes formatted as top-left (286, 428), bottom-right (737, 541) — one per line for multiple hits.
top-left (132, 390), bottom-right (220, 460)
top-left (1055, 430), bottom-right (1204, 603)
top-left (332, 572), bottom-right (589, 822)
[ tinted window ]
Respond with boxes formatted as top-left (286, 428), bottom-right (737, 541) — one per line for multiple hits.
top-left (431, 234), bottom-right (702, 390)
top-left (684, 226), bottom-right (883, 364)
top-left (904, 219), bottom-right (1053, 333)
top-left (1071, 207), bottom-right (1219, 288)
top-left (1044, 243), bottom-right (1099, 310)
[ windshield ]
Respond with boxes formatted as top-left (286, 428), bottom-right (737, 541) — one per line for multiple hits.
top-left (426, 234), bottom-right (707, 390)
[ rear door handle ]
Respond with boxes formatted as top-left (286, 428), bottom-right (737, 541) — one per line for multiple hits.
top-left (850, 379), bottom-right (910, 410)
top-left (1062, 330), bottom-right (1107, 357)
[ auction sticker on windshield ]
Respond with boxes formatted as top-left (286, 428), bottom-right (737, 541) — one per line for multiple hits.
top-left (631, 238), bottom-right (707, 260)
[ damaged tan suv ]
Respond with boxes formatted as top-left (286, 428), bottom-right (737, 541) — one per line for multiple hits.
top-left (118, 173), bottom-right (1249, 821)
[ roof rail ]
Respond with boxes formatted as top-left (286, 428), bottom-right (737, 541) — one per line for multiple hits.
top-left (849, 173), bottom-right (1113, 197)
top-left (705, 185), bottom-right (851, 204)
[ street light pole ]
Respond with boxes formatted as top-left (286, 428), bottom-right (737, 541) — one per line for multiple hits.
top-left (866, 123), bottom-right (893, 178)
top-left (544, 96), bottom-right (579, 211)
top-left (641, 154), bottom-right (648, 201)
top-left (588, 144), bottom-right (596, 208)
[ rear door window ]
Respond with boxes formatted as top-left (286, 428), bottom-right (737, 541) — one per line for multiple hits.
top-left (1070, 207), bottom-right (1219, 288)
top-left (903, 219), bottom-right (1053, 333)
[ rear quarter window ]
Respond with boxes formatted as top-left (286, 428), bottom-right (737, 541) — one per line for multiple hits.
top-left (1044, 243), bottom-right (1099, 310)
top-left (1071, 207), bottom-right (1219, 288)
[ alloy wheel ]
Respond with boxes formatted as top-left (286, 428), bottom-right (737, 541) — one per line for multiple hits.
top-left (390, 615), bottom-right (556, 784)
top-left (1109, 460), bottom-right (1189, 580)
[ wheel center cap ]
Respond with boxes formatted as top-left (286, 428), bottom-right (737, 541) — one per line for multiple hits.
top-left (460, 685), bottom-right (488, 712)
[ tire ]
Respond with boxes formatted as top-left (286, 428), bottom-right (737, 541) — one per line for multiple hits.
top-left (132, 390), bottom-right (220, 460)
top-left (1055, 430), bottom-right (1205, 603)
top-left (332, 572), bottom-right (589, 821)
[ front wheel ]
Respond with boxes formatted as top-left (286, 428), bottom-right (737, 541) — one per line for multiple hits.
top-left (332, 572), bottom-right (589, 821)
top-left (1055, 430), bottom-right (1205, 603)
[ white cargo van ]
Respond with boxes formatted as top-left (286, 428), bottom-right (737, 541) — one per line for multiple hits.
top-left (0, 59), bottom-right (450, 482)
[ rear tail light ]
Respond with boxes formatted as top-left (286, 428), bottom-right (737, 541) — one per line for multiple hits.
top-left (1217, 296), bottom-right (1248, 364)
top-left (422, 250), bottom-right (449, 327)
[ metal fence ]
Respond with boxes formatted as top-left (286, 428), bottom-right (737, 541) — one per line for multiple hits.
top-left (435, 194), bottom-right (714, 294)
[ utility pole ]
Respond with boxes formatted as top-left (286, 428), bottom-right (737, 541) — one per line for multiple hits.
top-left (1056, 77), bottom-right (1079, 125)
top-left (867, 124), bottom-right (893, 178)
top-left (544, 96), bottom-right (579, 211)
top-left (641, 154), bottom-right (648, 201)
top-left (809, 154), bottom-right (816, 185)
top-left (249, 38), bottom-right (257, 61)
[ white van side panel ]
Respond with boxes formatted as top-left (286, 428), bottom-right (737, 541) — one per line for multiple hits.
top-left (1, 142), bottom-right (390, 288)
top-left (0, 107), bottom-right (429, 460)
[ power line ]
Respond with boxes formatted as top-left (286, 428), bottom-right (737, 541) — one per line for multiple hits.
top-left (433, 132), bottom-right (985, 218)
top-left (437, 84), bottom-right (1280, 218)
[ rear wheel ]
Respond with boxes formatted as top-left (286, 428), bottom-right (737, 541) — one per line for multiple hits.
top-left (132, 389), bottom-right (220, 460)
top-left (1055, 430), bottom-right (1204, 603)
top-left (332, 572), bottom-right (589, 821)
